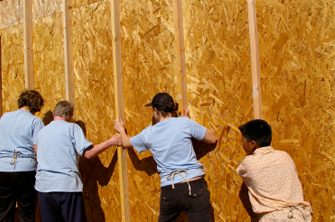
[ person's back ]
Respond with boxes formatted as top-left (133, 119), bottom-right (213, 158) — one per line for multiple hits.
top-left (0, 90), bottom-right (44, 222)
top-left (236, 119), bottom-right (312, 221)
top-left (0, 110), bottom-right (42, 170)
top-left (132, 116), bottom-right (206, 186)
top-left (114, 92), bottom-right (217, 222)
top-left (35, 100), bottom-right (121, 222)
top-left (35, 120), bottom-right (89, 192)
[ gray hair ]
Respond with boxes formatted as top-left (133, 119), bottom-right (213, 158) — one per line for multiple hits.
top-left (53, 101), bottom-right (73, 119)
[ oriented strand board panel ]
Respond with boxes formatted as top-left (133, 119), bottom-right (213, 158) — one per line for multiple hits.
top-left (73, 0), bottom-right (100, 9)
top-left (183, 0), bottom-right (254, 221)
top-left (72, 2), bottom-right (120, 221)
top-left (32, 0), bottom-right (62, 21)
top-left (0, 25), bottom-right (25, 113)
top-left (0, 0), bottom-right (23, 29)
top-left (257, 0), bottom-right (335, 221)
top-left (121, 0), bottom-right (177, 221)
top-left (33, 13), bottom-right (65, 119)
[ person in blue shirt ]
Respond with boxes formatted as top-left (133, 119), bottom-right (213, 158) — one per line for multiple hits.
top-left (35, 100), bottom-right (121, 222)
top-left (0, 90), bottom-right (44, 222)
top-left (114, 92), bottom-right (217, 222)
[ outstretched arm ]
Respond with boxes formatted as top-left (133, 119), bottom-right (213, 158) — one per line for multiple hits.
top-left (202, 129), bottom-right (217, 144)
top-left (114, 118), bottom-right (132, 148)
top-left (83, 134), bottom-right (121, 159)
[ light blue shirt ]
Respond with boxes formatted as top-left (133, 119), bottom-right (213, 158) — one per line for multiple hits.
top-left (130, 117), bottom-right (207, 187)
top-left (35, 120), bottom-right (93, 192)
top-left (0, 109), bottom-right (44, 172)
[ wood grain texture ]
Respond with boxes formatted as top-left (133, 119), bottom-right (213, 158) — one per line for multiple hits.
top-left (33, 13), bottom-right (66, 119)
top-left (257, 0), bottom-right (335, 220)
top-left (0, 25), bottom-right (25, 113)
top-left (1, 0), bottom-right (334, 221)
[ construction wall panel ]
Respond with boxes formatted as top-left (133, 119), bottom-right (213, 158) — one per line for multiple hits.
top-left (73, 0), bottom-right (101, 9)
top-left (1, 0), bottom-right (335, 221)
top-left (72, 2), bottom-right (120, 221)
top-left (33, 13), bottom-right (65, 120)
top-left (184, 0), bottom-right (254, 221)
top-left (0, 0), bottom-right (23, 29)
top-left (0, 26), bottom-right (25, 113)
top-left (258, 0), bottom-right (335, 220)
top-left (121, 0), bottom-right (177, 221)
top-left (32, 0), bottom-right (62, 21)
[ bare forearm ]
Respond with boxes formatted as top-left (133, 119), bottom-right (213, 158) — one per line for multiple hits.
top-left (119, 128), bottom-right (132, 148)
top-left (83, 142), bottom-right (109, 159)
top-left (83, 135), bottom-right (120, 159)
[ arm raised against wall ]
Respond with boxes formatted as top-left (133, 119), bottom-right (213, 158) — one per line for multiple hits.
top-left (114, 118), bottom-right (132, 148)
top-left (83, 134), bottom-right (121, 159)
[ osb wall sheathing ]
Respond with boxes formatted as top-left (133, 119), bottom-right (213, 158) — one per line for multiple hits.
top-left (32, 0), bottom-right (62, 21)
top-left (33, 13), bottom-right (65, 120)
top-left (121, 0), bottom-right (178, 221)
top-left (183, 0), bottom-right (254, 221)
top-left (73, 0), bottom-right (99, 9)
top-left (72, 1), bottom-right (120, 221)
top-left (1, 0), bottom-right (335, 221)
top-left (0, 0), bottom-right (62, 29)
top-left (0, 26), bottom-right (25, 113)
top-left (257, 0), bottom-right (335, 221)
top-left (0, 0), bottom-right (23, 29)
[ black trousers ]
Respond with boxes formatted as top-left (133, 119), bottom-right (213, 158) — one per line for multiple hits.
top-left (159, 178), bottom-right (212, 222)
top-left (38, 192), bottom-right (86, 222)
top-left (0, 171), bottom-right (36, 222)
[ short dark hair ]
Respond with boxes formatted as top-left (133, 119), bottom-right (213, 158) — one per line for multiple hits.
top-left (53, 101), bottom-right (73, 119)
top-left (145, 93), bottom-right (179, 117)
top-left (238, 119), bottom-right (272, 147)
top-left (18, 90), bottom-right (44, 114)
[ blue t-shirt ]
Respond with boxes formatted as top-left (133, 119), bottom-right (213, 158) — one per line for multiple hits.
top-left (130, 117), bottom-right (207, 187)
top-left (0, 109), bottom-right (44, 172)
top-left (35, 120), bottom-right (93, 192)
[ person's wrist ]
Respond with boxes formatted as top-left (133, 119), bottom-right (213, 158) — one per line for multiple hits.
top-left (105, 140), bottom-right (111, 147)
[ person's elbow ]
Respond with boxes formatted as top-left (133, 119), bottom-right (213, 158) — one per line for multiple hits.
top-left (83, 146), bottom-right (94, 159)
top-left (202, 129), bottom-right (217, 144)
top-left (122, 140), bottom-right (133, 149)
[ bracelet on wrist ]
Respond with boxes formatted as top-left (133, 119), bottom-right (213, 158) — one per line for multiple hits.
top-left (105, 140), bottom-right (111, 147)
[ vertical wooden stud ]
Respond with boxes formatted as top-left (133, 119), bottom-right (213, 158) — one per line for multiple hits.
top-left (111, 0), bottom-right (131, 221)
top-left (23, 0), bottom-right (34, 90)
top-left (63, 0), bottom-right (75, 108)
top-left (247, 0), bottom-right (262, 119)
top-left (173, 0), bottom-right (188, 111)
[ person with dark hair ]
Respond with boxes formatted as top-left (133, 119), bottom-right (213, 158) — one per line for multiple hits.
top-left (236, 119), bottom-right (313, 221)
top-left (35, 100), bottom-right (121, 222)
top-left (0, 90), bottom-right (44, 222)
top-left (114, 92), bottom-right (217, 222)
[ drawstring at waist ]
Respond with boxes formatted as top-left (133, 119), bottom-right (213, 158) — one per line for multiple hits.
top-left (10, 150), bottom-right (22, 170)
top-left (165, 170), bottom-right (192, 195)
top-left (1, 150), bottom-right (36, 170)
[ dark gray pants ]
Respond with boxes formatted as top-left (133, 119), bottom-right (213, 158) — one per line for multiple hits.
top-left (159, 178), bottom-right (212, 222)
top-left (0, 171), bottom-right (36, 222)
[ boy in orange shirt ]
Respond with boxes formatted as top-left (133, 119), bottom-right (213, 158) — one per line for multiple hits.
top-left (236, 119), bottom-right (312, 221)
